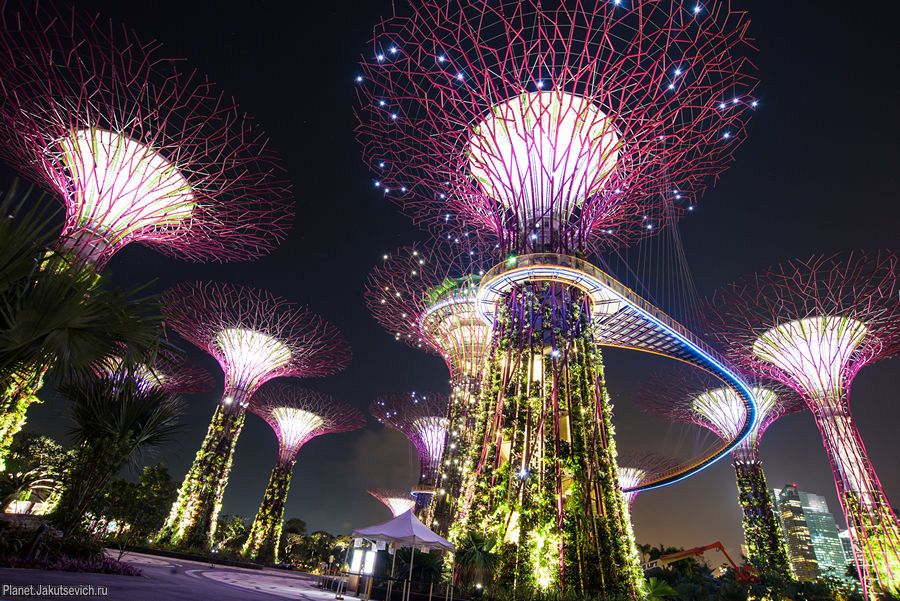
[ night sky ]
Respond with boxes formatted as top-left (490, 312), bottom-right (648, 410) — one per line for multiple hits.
top-left (14, 0), bottom-right (899, 562)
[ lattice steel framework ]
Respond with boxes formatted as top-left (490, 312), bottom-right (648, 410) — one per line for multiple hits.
top-left (616, 453), bottom-right (678, 510)
top-left (157, 282), bottom-right (350, 549)
top-left (92, 348), bottom-right (213, 394)
top-left (707, 251), bottom-right (900, 599)
top-left (370, 392), bottom-right (450, 517)
top-left (0, 3), bottom-right (293, 269)
top-left (356, 1), bottom-right (758, 594)
top-left (356, 0), bottom-right (757, 253)
top-left (368, 488), bottom-right (417, 518)
top-left (639, 368), bottom-right (801, 575)
top-left (242, 383), bottom-right (365, 563)
top-left (366, 242), bottom-right (494, 533)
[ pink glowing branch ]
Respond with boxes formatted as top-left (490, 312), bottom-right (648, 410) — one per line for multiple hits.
top-left (162, 282), bottom-right (351, 407)
top-left (637, 367), bottom-right (803, 464)
top-left (617, 452), bottom-right (678, 507)
top-left (355, 0), bottom-right (758, 253)
top-left (365, 241), bottom-right (494, 383)
top-left (705, 250), bottom-right (900, 599)
top-left (368, 488), bottom-right (416, 517)
top-left (251, 382), bottom-right (365, 465)
top-left (92, 347), bottom-right (213, 395)
top-left (0, 4), bottom-right (293, 268)
top-left (370, 392), bottom-right (450, 484)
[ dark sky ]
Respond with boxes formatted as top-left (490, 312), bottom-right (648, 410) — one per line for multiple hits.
top-left (16, 0), bottom-right (899, 561)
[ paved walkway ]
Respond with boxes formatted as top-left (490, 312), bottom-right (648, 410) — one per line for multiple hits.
top-left (0, 550), bottom-right (350, 601)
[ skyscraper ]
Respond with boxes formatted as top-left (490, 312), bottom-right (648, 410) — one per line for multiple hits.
top-left (839, 529), bottom-right (854, 567)
top-left (774, 484), bottom-right (819, 581)
top-left (799, 491), bottom-right (850, 580)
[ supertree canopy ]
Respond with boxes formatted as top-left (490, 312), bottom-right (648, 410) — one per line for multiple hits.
top-left (639, 368), bottom-right (801, 576)
top-left (369, 488), bottom-right (417, 518)
top-left (356, 1), bottom-right (757, 594)
top-left (617, 453), bottom-right (678, 510)
top-left (707, 251), bottom-right (900, 599)
top-left (370, 392), bottom-right (450, 518)
top-left (242, 383), bottom-right (364, 563)
top-left (157, 282), bottom-right (350, 548)
top-left (92, 348), bottom-right (213, 395)
top-left (366, 242), bottom-right (493, 533)
top-left (0, 3), bottom-right (293, 269)
top-left (0, 3), bottom-right (292, 481)
top-left (356, 0), bottom-right (757, 252)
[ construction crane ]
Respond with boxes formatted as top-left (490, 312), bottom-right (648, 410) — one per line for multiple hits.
top-left (642, 542), bottom-right (757, 582)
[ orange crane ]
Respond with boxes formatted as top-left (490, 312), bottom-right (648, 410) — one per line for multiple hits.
top-left (642, 542), bottom-right (757, 583)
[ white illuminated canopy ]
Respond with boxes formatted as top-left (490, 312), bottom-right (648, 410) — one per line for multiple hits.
top-left (271, 407), bottom-right (325, 458)
top-left (691, 388), bottom-right (746, 441)
top-left (468, 91), bottom-right (619, 226)
top-left (412, 416), bottom-right (449, 464)
top-left (214, 328), bottom-right (292, 403)
top-left (56, 128), bottom-right (195, 243)
top-left (618, 466), bottom-right (645, 508)
top-left (752, 316), bottom-right (867, 401)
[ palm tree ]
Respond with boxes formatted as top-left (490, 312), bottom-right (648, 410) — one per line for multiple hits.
top-left (645, 577), bottom-right (678, 600)
top-left (454, 532), bottom-right (499, 589)
top-left (0, 180), bottom-right (161, 468)
top-left (51, 370), bottom-right (184, 535)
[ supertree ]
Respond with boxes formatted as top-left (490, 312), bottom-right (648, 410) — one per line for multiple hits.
top-left (617, 453), bottom-right (678, 510)
top-left (639, 368), bottom-right (802, 576)
top-left (241, 382), bottom-right (364, 563)
top-left (0, 3), bottom-right (292, 471)
top-left (368, 488), bottom-right (417, 518)
top-left (355, 0), bottom-right (757, 594)
top-left (370, 392), bottom-right (450, 520)
top-left (0, 4), bottom-right (292, 269)
top-left (92, 348), bottom-right (213, 394)
top-left (366, 242), bottom-right (493, 533)
top-left (156, 282), bottom-right (350, 548)
top-left (707, 251), bottom-right (900, 599)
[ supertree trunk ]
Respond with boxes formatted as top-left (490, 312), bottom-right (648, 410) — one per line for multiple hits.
top-left (157, 404), bottom-right (246, 548)
top-left (242, 461), bottom-right (293, 563)
top-left (733, 462), bottom-right (792, 576)
top-left (811, 401), bottom-right (900, 599)
top-left (452, 283), bottom-right (643, 597)
top-left (431, 378), bottom-right (482, 536)
top-left (0, 364), bottom-right (46, 470)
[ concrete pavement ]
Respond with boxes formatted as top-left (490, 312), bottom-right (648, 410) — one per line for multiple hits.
top-left (0, 550), bottom-right (349, 600)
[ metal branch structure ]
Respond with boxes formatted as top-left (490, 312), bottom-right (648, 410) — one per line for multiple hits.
top-left (356, 1), bottom-right (758, 594)
top-left (92, 348), bottom-right (213, 395)
top-left (242, 383), bottom-right (364, 563)
top-left (707, 251), bottom-right (900, 599)
top-left (157, 282), bottom-right (350, 549)
top-left (0, 3), bottom-right (292, 475)
top-left (368, 488), bottom-right (417, 518)
top-left (370, 392), bottom-right (450, 519)
top-left (616, 453), bottom-right (678, 510)
top-left (638, 368), bottom-right (800, 576)
top-left (0, 3), bottom-right (293, 269)
top-left (366, 242), bottom-right (493, 533)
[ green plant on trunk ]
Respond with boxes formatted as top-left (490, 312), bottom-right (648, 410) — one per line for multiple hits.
top-left (50, 371), bottom-right (184, 536)
top-left (241, 460), bottom-right (294, 563)
top-left (451, 284), bottom-right (644, 597)
top-left (733, 461), bottom-right (792, 577)
top-left (156, 404), bottom-right (245, 548)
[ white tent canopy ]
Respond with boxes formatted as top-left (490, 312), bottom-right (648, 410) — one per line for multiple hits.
top-left (352, 509), bottom-right (455, 552)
